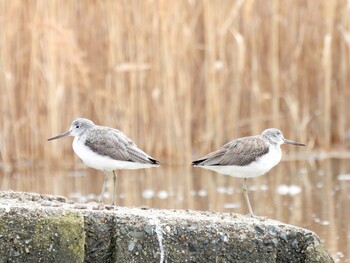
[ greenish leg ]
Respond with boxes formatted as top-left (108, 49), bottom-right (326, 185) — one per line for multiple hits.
top-left (99, 171), bottom-right (109, 203)
top-left (243, 178), bottom-right (255, 217)
top-left (112, 170), bottom-right (118, 206)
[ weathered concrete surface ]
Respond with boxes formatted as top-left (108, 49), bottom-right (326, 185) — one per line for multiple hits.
top-left (0, 191), bottom-right (333, 263)
top-left (0, 192), bottom-right (84, 263)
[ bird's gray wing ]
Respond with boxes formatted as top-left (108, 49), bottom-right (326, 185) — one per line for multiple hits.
top-left (219, 137), bottom-right (269, 166)
top-left (127, 145), bottom-right (159, 164)
top-left (85, 127), bottom-right (159, 164)
top-left (84, 128), bottom-right (130, 161)
top-left (192, 147), bottom-right (227, 166)
top-left (192, 136), bottom-right (269, 166)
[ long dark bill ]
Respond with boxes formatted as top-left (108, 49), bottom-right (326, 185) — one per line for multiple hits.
top-left (283, 138), bottom-right (305, 147)
top-left (47, 130), bottom-right (71, 141)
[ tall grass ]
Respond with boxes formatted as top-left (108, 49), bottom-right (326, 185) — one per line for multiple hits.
top-left (0, 0), bottom-right (349, 188)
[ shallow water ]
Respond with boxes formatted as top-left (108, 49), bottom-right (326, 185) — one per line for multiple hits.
top-left (1, 157), bottom-right (349, 262)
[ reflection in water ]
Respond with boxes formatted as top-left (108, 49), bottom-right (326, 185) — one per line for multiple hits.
top-left (0, 158), bottom-right (349, 262)
top-left (276, 184), bottom-right (302, 195)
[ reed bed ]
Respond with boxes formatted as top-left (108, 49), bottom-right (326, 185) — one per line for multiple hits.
top-left (0, 0), bottom-right (349, 194)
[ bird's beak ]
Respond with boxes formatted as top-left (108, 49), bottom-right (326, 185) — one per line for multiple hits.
top-left (47, 130), bottom-right (72, 141)
top-left (283, 138), bottom-right (305, 146)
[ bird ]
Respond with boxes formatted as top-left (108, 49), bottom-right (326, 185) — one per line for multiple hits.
top-left (48, 118), bottom-right (160, 205)
top-left (191, 128), bottom-right (305, 217)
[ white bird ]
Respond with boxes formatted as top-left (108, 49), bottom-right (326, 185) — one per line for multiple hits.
top-left (192, 128), bottom-right (305, 216)
top-left (48, 118), bottom-right (160, 205)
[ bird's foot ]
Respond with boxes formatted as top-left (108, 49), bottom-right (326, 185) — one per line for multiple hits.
top-left (105, 204), bottom-right (115, 210)
top-left (246, 212), bottom-right (258, 218)
top-left (92, 203), bottom-right (105, 210)
top-left (246, 213), bottom-right (268, 221)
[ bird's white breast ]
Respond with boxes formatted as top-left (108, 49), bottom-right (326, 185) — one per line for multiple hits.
top-left (72, 137), bottom-right (156, 171)
top-left (199, 145), bottom-right (282, 178)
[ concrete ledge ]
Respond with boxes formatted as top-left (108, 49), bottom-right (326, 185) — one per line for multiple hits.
top-left (0, 191), bottom-right (333, 263)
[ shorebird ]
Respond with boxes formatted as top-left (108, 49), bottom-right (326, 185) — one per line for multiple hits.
top-left (48, 118), bottom-right (160, 205)
top-left (192, 128), bottom-right (305, 217)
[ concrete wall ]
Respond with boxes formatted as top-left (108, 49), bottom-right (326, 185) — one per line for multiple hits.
top-left (0, 191), bottom-right (333, 263)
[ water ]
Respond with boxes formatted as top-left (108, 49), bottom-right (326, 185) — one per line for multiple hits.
top-left (1, 158), bottom-right (349, 262)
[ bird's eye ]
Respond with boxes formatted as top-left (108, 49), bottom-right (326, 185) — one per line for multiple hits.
top-left (76, 125), bottom-right (80, 129)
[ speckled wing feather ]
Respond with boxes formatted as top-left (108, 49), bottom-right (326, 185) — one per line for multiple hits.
top-left (192, 136), bottom-right (269, 167)
top-left (85, 127), bottom-right (159, 164)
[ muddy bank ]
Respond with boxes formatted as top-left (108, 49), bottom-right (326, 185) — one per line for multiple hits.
top-left (0, 191), bottom-right (333, 263)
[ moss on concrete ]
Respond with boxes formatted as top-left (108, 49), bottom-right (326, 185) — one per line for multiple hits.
top-left (33, 211), bottom-right (85, 262)
top-left (0, 206), bottom-right (84, 263)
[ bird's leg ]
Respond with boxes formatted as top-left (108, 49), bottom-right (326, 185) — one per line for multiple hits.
top-left (112, 170), bottom-right (118, 206)
top-left (243, 178), bottom-right (255, 217)
top-left (99, 171), bottom-right (109, 203)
